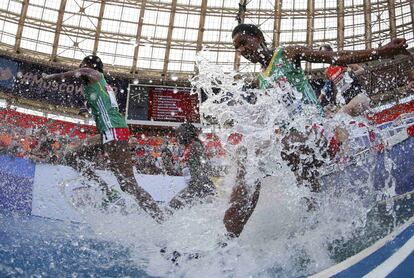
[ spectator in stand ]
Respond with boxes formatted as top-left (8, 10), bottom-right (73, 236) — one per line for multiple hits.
top-left (0, 129), bottom-right (12, 152)
top-left (38, 129), bottom-right (55, 161)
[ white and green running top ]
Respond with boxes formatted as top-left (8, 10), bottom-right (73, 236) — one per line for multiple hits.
top-left (83, 74), bottom-right (128, 134)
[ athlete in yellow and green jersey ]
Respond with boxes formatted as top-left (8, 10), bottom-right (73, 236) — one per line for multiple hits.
top-left (224, 23), bottom-right (410, 238)
top-left (258, 47), bottom-right (320, 105)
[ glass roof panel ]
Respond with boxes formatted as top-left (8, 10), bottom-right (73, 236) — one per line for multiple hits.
top-left (0, 0), bottom-right (411, 74)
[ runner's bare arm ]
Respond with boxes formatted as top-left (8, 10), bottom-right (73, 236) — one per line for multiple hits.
top-left (43, 68), bottom-right (101, 84)
top-left (284, 38), bottom-right (409, 66)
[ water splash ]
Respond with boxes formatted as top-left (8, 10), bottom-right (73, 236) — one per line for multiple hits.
top-left (19, 51), bottom-right (396, 277)
top-left (1, 52), bottom-right (402, 277)
top-left (72, 52), bottom-right (392, 277)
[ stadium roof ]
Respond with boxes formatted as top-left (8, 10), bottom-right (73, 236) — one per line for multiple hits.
top-left (0, 0), bottom-right (413, 79)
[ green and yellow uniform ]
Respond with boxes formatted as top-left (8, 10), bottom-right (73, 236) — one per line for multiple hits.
top-left (258, 47), bottom-right (320, 105)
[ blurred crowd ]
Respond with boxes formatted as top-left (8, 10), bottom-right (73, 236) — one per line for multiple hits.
top-left (0, 124), bottom-right (66, 163)
top-left (129, 131), bottom-right (225, 176)
top-left (129, 134), bottom-right (185, 176)
top-left (0, 107), bottom-right (225, 176)
top-left (0, 110), bottom-right (90, 164)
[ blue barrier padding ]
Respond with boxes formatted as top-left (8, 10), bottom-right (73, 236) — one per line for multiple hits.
top-left (388, 137), bottom-right (414, 194)
top-left (322, 137), bottom-right (414, 196)
top-left (0, 155), bottom-right (36, 179)
top-left (333, 222), bottom-right (414, 277)
top-left (0, 155), bottom-right (35, 214)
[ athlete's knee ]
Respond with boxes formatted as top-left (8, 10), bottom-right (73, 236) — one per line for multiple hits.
top-left (119, 181), bottom-right (135, 194)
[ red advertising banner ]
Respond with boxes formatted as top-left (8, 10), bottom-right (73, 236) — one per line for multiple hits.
top-left (148, 87), bottom-right (200, 123)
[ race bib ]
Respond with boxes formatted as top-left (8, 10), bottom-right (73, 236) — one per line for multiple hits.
top-left (333, 72), bottom-right (352, 104)
top-left (276, 77), bottom-right (303, 119)
top-left (105, 84), bottom-right (119, 108)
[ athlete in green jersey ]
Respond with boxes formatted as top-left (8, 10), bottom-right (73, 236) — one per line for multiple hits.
top-left (83, 74), bottom-right (128, 134)
top-left (44, 55), bottom-right (164, 222)
top-left (223, 24), bottom-right (410, 238)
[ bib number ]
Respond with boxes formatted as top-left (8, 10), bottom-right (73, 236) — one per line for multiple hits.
top-left (106, 85), bottom-right (119, 108)
top-left (277, 78), bottom-right (303, 118)
top-left (333, 72), bottom-right (352, 104)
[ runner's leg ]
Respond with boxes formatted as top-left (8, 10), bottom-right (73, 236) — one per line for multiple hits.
top-left (168, 177), bottom-right (216, 210)
top-left (223, 146), bottom-right (262, 237)
top-left (64, 144), bottom-right (111, 196)
top-left (105, 140), bottom-right (165, 222)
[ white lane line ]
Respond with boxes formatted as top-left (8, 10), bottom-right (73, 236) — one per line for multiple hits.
top-left (310, 216), bottom-right (414, 278)
top-left (363, 235), bottom-right (414, 278)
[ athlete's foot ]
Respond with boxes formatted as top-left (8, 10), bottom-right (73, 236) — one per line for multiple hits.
top-left (159, 247), bottom-right (200, 265)
top-left (216, 233), bottom-right (236, 248)
top-left (303, 196), bottom-right (318, 211)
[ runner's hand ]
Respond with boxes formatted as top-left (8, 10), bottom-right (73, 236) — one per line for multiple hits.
top-left (379, 38), bottom-right (409, 56)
